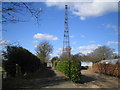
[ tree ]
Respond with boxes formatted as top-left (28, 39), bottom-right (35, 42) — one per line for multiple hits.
top-left (70, 53), bottom-right (83, 61)
top-left (59, 52), bottom-right (69, 60)
top-left (36, 40), bottom-right (53, 63)
top-left (51, 56), bottom-right (59, 64)
top-left (2, 2), bottom-right (42, 24)
top-left (88, 45), bottom-right (115, 63)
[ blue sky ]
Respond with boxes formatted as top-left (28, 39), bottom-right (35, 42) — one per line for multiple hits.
top-left (1, 1), bottom-right (119, 57)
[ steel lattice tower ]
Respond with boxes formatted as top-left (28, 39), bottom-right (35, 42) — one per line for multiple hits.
top-left (62, 5), bottom-right (71, 58)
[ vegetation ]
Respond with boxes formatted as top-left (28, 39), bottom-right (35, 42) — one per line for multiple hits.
top-left (60, 52), bottom-right (70, 60)
top-left (70, 46), bottom-right (119, 63)
top-left (70, 53), bottom-right (85, 62)
top-left (92, 63), bottom-right (120, 77)
top-left (51, 56), bottom-right (59, 67)
top-left (55, 60), bottom-right (81, 83)
top-left (2, 2), bottom-right (42, 24)
top-left (36, 40), bottom-right (53, 63)
top-left (56, 60), bottom-right (70, 77)
top-left (87, 46), bottom-right (116, 63)
top-left (2, 45), bottom-right (44, 77)
top-left (51, 56), bottom-right (59, 64)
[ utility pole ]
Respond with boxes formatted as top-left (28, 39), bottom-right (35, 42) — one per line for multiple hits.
top-left (62, 5), bottom-right (71, 58)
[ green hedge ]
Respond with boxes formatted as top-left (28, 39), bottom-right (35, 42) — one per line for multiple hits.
top-left (70, 60), bottom-right (81, 82)
top-left (53, 61), bottom-right (58, 68)
top-left (56, 60), bottom-right (70, 77)
top-left (2, 46), bottom-right (44, 77)
top-left (56, 60), bottom-right (81, 83)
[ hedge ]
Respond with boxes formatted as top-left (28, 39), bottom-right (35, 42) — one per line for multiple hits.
top-left (56, 60), bottom-right (81, 83)
top-left (2, 46), bottom-right (44, 77)
top-left (92, 63), bottom-right (120, 77)
top-left (53, 61), bottom-right (58, 68)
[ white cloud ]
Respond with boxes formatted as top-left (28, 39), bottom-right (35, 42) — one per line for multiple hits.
top-left (80, 35), bottom-right (85, 38)
top-left (58, 48), bottom-right (63, 51)
top-left (103, 24), bottom-right (120, 35)
top-left (78, 44), bottom-right (101, 50)
top-left (70, 35), bottom-right (74, 38)
top-left (89, 40), bottom-right (95, 43)
top-left (33, 33), bottom-right (58, 40)
top-left (49, 53), bottom-right (53, 57)
top-left (103, 24), bottom-right (117, 31)
top-left (54, 47), bottom-right (75, 56)
top-left (113, 52), bottom-right (118, 55)
top-left (54, 48), bottom-right (63, 55)
top-left (80, 16), bottom-right (86, 20)
top-left (33, 40), bottom-right (39, 43)
top-left (45, 0), bottom-right (118, 20)
top-left (72, 41), bottom-right (77, 45)
top-left (71, 48), bottom-right (75, 52)
top-left (55, 45), bottom-right (101, 55)
top-left (0, 40), bottom-right (9, 45)
top-left (34, 45), bottom-right (38, 48)
top-left (78, 44), bottom-right (101, 54)
top-left (107, 41), bottom-right (120, 45)
top-left (79, 50), bottom-right (93, 55)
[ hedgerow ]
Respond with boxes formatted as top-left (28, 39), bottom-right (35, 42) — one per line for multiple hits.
top-left (56, 60), bottom-right (70, 77)
top-left (56, 60), bottom-right (81, 83)
top-left (92, 63), bottom-right (120, 77)
top-left (2, 46), bottom-right (45, 77)
top-left (70, 60), bottom-right (81, 82)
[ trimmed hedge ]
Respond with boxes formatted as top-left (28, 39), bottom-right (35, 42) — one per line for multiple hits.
top-left (56, 60), bottom-right (81, 83)
top-left (53, 61), bottom-right (58, 68)
top-left (2, 46), bottom-right (44, 77)
top-left (92, 63), bottom-right (120, 77)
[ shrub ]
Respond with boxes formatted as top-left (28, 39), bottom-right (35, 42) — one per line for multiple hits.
top-left (56, 60), bottom-right (81, 83)
top-left (113, 64), bottom-right (120, 77)
top-left (2, 46), bottom-right (44, 77)
top-left (53, 61), bottom-right (58, 68)
top-left (70, 60), bottom-right (81, 82)
top-left (56, 60), bottom-right (70, 77)
top-left (92, 63), bottom-right (120, 77)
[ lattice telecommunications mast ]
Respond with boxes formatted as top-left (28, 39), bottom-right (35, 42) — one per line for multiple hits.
top-left (62, 5), bottom-right (71, 58)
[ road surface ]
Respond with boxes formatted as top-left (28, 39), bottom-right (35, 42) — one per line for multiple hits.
top-left (27, 68), bottom-right (119, 88)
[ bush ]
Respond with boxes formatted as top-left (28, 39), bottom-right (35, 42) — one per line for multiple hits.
top-left (53, 61), bottom-right (58, 68)
top-left (2, 46), bottom-right (44, 77)
top-left (92, 63), bottom-right (120, 77)
top-left (56, 60), bottom-right (81, 83)
top-left (56, 60), bottom-right (70, 77)
top-left (70, 60), bottom-right (81, 82)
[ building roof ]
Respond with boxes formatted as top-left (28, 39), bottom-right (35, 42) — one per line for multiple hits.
top-left (100, 59), bottom-right (120, 64)
top-left (81, 62), bottom-right (93, 66)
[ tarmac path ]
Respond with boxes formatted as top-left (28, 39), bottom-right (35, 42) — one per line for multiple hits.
top-left (29, 68), bottom-right (119, 88)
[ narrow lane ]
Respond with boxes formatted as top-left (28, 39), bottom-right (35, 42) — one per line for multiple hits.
top-left (75, 70), bottom-right (119, 88)
top-left (30, 68), bottom-right (77, 88)
top-left (24, 68), bottom-right (119, 88)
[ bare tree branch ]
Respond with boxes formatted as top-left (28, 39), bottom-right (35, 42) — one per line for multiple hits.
top-left (2, 2), bottom-right (42, 24)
